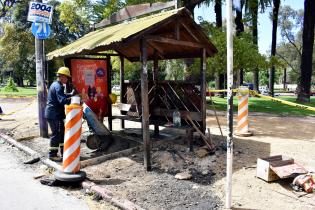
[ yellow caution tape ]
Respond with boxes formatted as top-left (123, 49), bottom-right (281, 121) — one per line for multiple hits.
top-left (207, 89), bottom-right (315, 112)
top-left (250, 90), bottom-right (315, 112)
top-left (207, 89), bottom-right (238, 93)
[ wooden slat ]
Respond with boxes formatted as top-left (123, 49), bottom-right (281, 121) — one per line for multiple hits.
top-left (186, 115), bottom-right (214, 150)
top-left (112, 115), bottom-right (141, 122)
top-left (152, 108), bottom-right (202, 121)
top-left (153, 51), bottom-right (159, 83)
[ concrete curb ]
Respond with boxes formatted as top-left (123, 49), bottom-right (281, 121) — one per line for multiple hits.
top-left (82, 181), bottom-right (145, 210)
top-left (0, 132), bottom-right (145, 210)
top-left (0, 132), bottom-right (62, 171)
top-left (0, 95), bottom-right (36, 99)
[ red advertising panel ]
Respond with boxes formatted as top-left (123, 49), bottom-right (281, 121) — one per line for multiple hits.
top-left (70, 59), bottom-right (109, 116)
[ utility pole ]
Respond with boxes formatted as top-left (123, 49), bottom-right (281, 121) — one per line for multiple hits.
top-left (35, 0), bottom-right (48, 137)
top-left (226, 0), bottom-right (234, 209)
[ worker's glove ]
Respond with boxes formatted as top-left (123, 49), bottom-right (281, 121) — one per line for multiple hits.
top-left (67, 89), bottom-right (78, 97)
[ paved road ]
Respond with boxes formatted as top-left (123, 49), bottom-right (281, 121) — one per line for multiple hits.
top-left (0, 143), bottom-right (90, 210)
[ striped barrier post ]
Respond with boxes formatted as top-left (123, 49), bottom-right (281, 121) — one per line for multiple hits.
top-left (55, 96), bottom-right (86, 182)
top-left (235, 86), bottom-right (253, 137)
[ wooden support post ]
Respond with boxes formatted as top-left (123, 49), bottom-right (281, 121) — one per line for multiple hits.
top-left (140, 39), bottom-right (151, 171)
top-left (200, 48), bottom-right (207, 133)
top-left (35, 6), bottom-right (48, 138)
top-left (107, 56), bottom-right (113, 131)
top-left (120, 56), bottom-right (125, 129)
top-left (153, 51), bottom-right (158, 83)
top-left (153, 51), bottom-right (159, 136)
top-left (186, 129), bottom-right (193, 151)
top-left (154, 124), bottom-right (159, 136)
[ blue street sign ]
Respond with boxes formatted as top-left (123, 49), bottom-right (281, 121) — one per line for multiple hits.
top-left (31, 22), bottom-right (51, 39)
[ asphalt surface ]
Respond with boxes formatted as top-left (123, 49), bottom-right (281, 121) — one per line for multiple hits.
top-left (0, 143), bottom-right (90, 210)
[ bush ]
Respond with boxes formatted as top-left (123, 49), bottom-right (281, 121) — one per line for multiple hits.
top-left (4, 77), bottom-right (19, 92)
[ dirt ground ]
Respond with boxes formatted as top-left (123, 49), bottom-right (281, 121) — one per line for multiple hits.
top-left (1, 97), bottom-right (315, 210)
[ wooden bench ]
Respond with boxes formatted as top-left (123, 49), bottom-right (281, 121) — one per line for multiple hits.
top-left (112, 103), bottom-right (203, 151)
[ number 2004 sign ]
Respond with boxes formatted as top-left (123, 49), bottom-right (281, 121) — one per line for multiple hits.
top-left (27, 2), bottom-right (53, 24)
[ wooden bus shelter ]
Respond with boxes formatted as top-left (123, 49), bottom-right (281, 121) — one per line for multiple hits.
top-left (47, 8), bottom-right (218, 170)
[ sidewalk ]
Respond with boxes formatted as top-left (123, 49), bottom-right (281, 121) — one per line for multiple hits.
top-left (0, 143), bottom-right (90, 210)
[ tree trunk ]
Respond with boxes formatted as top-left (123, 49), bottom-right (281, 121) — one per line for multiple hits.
top-left (283, 68), bottom-right (287, 91)
top-left (214, 0), bottom-right (225, 97)
top-left (251, 1), bottom-right (259, 92)
top-left (17, 77), bottom-right (24, 87)
top-left (235, 1), bottom-right (244, 86)
top-left (237, 69), bottom-right (244, 86)
top-left (297, 0), bottom-right (315, 103)
top-left (269, 0), bottom-right (280, 97)
top-left (215, 0), bottom-right (222, 27)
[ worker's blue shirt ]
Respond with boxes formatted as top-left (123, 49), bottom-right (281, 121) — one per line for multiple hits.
top-left (45, 81), bottom-right (70, 120)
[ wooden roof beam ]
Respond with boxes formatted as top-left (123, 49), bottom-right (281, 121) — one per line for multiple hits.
top-left (180, 22), bottom-right (200, 42)
top-left (147, 42), bottom-right (165, 59)
top-left (146, 36), bottom-right (204, 49)
top-left (94, 1), bottom-right (176, 28)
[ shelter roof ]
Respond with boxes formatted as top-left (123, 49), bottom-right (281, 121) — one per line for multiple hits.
top-left (47, 8), bottom-right (217, 61)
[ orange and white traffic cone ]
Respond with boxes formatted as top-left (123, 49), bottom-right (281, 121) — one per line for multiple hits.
top-left (235, 86), bottom-right (253, 137)
top-left (55, 96), bottom-right (86, 182)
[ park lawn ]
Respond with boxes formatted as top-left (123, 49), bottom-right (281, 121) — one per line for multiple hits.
top-left (208, 96), bottom-right (315, 116)
top-left (0, 87), bottom-right (37, 97)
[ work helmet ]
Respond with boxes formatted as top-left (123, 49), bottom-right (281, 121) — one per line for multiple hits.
top-left (109, 93), bottom-right (117, 104)
top-left (57, 67), bottom-right (71, 77)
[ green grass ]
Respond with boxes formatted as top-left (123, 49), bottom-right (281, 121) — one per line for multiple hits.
top-left (208, 96), bottom-right (315, 116)
top-left (0, 87), bottom-right (37, 97)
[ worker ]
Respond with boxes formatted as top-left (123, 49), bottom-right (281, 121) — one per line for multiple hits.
top-left (45, 67), bottom-right (75, 162)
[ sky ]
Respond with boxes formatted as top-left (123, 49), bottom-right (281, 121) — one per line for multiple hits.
top-left (194, 0), bottom-right (304, 55)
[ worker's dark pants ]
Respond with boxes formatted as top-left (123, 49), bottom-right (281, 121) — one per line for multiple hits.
top-left (47, 119), bottom-right (64, 157)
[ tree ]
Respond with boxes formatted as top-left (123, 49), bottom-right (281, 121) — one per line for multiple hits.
top-left (297, 0), bottom-right (315, 102)
top-left (0, 0), bottom-right (81, 85)
top-left (269, 0), bottom-right (280, 96)
top-left (235, 0), bottom-right (245, 86)
top-left (93, 0), bottom-right (125, 22)
top-left (244, 0), bottom-right (271, 91)
top-left (0, 23), bottom-right (34, 86)
top-left (276, 6), bottom-right (303, 85)
top-left (57, 0), bottom-right (93, 37)
top-left (200, 22), bottom-right (269, 81)
top-left (0, 0), bottom-right (16, 18)
top-left (204, 0), bottom-right (225, 95)
top-left (46, 0), bottom-right (78, 47)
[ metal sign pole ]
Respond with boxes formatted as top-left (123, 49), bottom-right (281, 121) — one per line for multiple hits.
top-left (226, 0), bottom-right (234, 208)
top-left (35, 0), bottom-right (48, 137)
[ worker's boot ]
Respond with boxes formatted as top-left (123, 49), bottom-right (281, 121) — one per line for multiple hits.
top-left (60, 146), bottom-right (64, 159)
top-left (49, 149), bottom-right (62, 162)
top-left (49, 156), bottom-right (62, 162)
